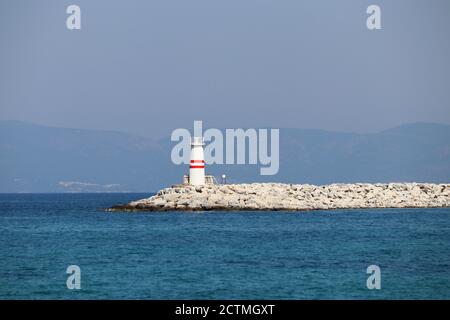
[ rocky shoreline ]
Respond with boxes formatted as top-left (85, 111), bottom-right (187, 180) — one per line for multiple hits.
top-left (108, 182), bottom-right (450, 212)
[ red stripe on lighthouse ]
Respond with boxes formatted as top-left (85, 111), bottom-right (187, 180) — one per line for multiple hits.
top-left (190, 165), bottom-right (205, 169)
top-left (190, 160), bottom-right (204, 163)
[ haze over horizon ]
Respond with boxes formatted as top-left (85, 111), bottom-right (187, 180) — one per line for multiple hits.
top-left (1, 0), bottom-right (450, 138)
top-left (2, 118), bottom-right (450, 138)
top-left (1, 120), bottom-right (449, 192)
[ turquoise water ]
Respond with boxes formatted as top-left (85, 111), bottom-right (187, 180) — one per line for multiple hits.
top-left (0, 193), bottom-right (449, 299)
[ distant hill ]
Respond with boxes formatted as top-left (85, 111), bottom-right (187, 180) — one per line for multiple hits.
top-left (1, 121), bottom-right (449, 192)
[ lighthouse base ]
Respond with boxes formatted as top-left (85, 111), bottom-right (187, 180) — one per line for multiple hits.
top-left (183, 175), bottom-right (217, 185)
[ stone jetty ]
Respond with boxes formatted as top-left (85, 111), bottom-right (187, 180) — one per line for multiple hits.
top-left (108, 182), bottom-right (450, 212)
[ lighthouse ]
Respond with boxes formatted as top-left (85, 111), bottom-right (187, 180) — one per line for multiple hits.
top-left (189, 136), bottom-right (205, 185)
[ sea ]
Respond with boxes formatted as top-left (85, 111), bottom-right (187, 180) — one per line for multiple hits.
top-left (0, 193), bottom-right (449, 299)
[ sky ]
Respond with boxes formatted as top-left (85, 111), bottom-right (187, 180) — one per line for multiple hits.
top-left (1, 0), bottom-right (449, 138)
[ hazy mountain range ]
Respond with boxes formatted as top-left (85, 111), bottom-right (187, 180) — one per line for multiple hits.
top-left (1, 120), bottom-right (449, 193)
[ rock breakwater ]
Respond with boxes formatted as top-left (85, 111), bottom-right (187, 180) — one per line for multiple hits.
top-left (108, 183), bottom-right (450, 212)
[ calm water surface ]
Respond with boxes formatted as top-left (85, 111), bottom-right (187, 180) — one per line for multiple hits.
top-left (0, 193), bottom-right (449, 299)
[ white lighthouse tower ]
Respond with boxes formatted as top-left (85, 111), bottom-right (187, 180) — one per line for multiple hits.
top-left (189, 136), bottom-right (205, 186)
